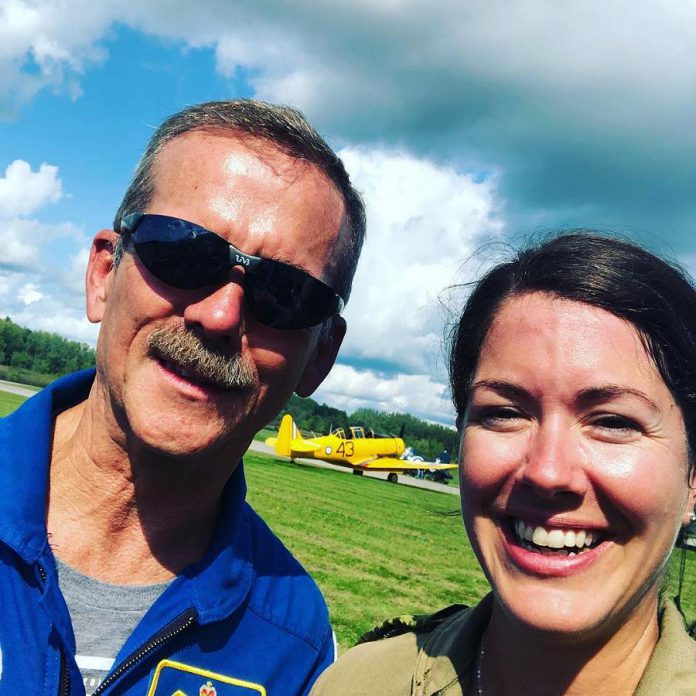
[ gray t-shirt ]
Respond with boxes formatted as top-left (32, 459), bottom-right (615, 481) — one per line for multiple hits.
top-left (55, 559), bottom-right (171, 695)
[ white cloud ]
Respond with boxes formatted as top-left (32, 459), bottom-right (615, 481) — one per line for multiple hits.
top-left (0, 217), bottom-right (82, 272)
top-left (313, 364), bottom-right (454, 424)
top-left (4, 1), bottom-right (696, 138)
top-left (0, 275), bottom-right (10, 298)
top-left (0, 160), bottom-right (62, 217)
top-left (0, 0), bottom-right (110, 112)
top-left (306, 147), bottom-right (502, 422)
top-left (17, 282), bottom-right (44, 305)
top-left (339, 147), bottom-right (502, 376)
top-left (0, 153), bottom-right (93, 344)
top-left (55, 246), bottom-right (92, 298)
top-left (3, 260), bottom-right (95, 344)
top-left (0, 218), bottom-right (41, 271)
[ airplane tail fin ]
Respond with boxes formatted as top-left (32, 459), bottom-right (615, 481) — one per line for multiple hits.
top-left (265, 413), bottom-right (301, 456)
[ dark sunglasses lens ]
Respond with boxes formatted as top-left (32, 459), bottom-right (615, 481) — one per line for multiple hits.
top-left (132, 218), bottom-right (229, 290)
top-left (129, 214), bottom-right (341, 329)
top-left (246, 262), bottom-right (340, 329)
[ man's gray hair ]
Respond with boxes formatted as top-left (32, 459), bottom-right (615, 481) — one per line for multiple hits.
top-left (113, 99), bottom-right (365, 302)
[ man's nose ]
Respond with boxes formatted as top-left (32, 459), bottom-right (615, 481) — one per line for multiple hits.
top-left (518, 418), bottom-right (588, 499)
top-left (182, 275), bottom-right (246, 342)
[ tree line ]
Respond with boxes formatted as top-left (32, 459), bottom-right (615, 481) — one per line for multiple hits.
top-left (1, 316), bottom-right (457, 458)
top-left (0, 317), bottom-right (96, 385)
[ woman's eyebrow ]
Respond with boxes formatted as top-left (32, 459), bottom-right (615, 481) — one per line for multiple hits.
top-left (576, 385), bottom-right (662, 413)
top-left (471, 381), bottom-right (662, 413)
top-left (470, 379), bottom-right (531, 401)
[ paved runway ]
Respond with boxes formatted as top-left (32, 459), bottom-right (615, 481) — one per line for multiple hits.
top-left (0, 379), bottom-right (41, 397)
top-left (247, 440), bottom-right (460, 497)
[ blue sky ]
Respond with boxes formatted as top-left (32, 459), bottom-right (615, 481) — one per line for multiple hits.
top-left (2, 1), bottom-right (696, 424)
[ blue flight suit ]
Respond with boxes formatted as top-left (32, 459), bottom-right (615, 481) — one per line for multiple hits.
top-left (0, 370), bottom-right (333, 695)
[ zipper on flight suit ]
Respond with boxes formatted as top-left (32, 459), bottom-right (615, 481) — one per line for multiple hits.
top-left (58, 652), bottom-right (71, 696)
top-left (36, 564), bottom-right (71, 696)
top-left (92, 608), bottom-right (198, 695)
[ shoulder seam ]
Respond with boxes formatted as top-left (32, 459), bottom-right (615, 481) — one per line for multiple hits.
top-left (246, 600), bottom-right (330, 653)
top-left (357, 604), bottom-right (470, 645)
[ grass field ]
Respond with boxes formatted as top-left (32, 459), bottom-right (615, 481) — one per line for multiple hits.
top-left (0, 390), bottom-right (28, 417)
top-left (244, 452), bottom-right (487, 648)
top-left (2, 388), bottom-right (695, 651)
top-left (253, 426), bottom-right (276, 442)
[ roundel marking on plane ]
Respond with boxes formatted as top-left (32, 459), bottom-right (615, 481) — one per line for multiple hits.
top-left (325, 447), bottom-right (332, 455)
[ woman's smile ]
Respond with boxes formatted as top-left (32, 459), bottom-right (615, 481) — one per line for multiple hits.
top-left (498, 516), bottom-right (614, 578)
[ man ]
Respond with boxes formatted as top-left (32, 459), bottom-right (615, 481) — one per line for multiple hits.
top-left (0, 100), bottom-right (365, 695)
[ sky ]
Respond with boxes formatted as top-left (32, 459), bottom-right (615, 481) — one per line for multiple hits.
top-left (2, 0), bottom-right (696, 425)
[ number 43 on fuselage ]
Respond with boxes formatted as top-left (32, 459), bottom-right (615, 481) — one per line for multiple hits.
top-left (265, 414), bottom-right (457, 482)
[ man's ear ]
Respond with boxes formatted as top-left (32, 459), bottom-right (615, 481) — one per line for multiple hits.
top-left (86, 230), bottom-right (119, 323)
top-left (295, 316), bottom-right (347, 397)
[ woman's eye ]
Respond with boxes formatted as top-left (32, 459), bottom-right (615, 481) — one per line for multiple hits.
top-left (591, 414), bottom-right (642, 439)
top-left (473, 407), bottom-right (525, 429)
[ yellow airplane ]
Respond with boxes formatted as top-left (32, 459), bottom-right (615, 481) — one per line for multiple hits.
top-left (265, 414), bottom-right (457, 483)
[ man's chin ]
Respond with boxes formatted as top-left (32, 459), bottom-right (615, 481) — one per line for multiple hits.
top-left (125, 410), bottom-right (252, 465)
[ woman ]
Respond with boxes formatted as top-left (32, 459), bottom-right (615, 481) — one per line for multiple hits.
top-left (311, 232), bottom-right (696, 695)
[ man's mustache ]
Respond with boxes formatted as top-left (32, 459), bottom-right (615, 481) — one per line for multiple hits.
top-left (147, 326), bottom-right (256, 390)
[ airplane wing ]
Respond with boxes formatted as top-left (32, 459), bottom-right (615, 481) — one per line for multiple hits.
top-left (355, 456), bottom-right (457, 472)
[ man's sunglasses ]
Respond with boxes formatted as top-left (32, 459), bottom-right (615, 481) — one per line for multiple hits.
top-left (120, 212), bottom-right (344, 330)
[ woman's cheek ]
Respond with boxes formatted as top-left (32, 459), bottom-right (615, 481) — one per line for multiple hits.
top-left (585, 441), bottom-right (686, 531)
top-left (460, 429), bottom-right (526, 493)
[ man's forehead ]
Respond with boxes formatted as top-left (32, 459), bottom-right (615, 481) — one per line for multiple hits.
top-left (155, 128), bottom-right (324, 186)
top-left (149, 128), bottom-right (348, 284)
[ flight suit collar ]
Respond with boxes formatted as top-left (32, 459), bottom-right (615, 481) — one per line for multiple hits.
top-left (0, 368), bottom-right (94, 562)
top-left (635, 600), bottom-right (696, 695)
top-left (413, 593), bottom-right (493, 696)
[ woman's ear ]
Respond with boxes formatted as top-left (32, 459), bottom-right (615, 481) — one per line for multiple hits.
top-left (86, 230), bottom-right (119, 323)
top-left (683, 465), bottom-right (696, 527)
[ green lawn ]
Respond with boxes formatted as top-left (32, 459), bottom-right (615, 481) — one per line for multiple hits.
top-left (0, 390), bottom-right (28, 417)
top-left (253, 426), bottom-right (277, 442)
top-left (2, 388), bottom-right (695, 652)
top-left (244, 452), bottom-right (486, 649)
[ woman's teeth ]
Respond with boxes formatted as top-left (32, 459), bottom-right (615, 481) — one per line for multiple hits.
top-left (513, 519), bottom-right (601, 555)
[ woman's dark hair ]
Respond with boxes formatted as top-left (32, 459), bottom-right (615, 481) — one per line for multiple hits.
top-left (448, 232), bottom-right (696, 465)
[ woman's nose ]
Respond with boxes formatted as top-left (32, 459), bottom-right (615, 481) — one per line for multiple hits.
top-left (519, 418), bottom-right (588, 499)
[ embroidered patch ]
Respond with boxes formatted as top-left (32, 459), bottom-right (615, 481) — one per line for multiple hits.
top-left (147, 660), bottom-right (266, 696)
